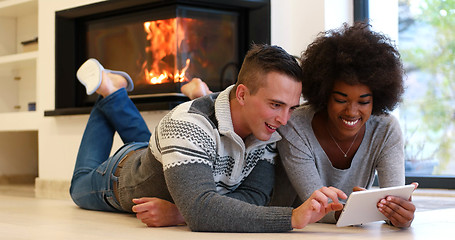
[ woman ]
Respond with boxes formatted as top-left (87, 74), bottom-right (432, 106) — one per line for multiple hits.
top-left (275, 22), bottom-right (417, 228)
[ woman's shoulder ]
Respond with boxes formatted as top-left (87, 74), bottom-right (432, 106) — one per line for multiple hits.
top-left (290, 104), bottom-right (315, 121)
top-left (367, 113), bottom-right (402, 136)
top-left (368, 113), bottom-right (399, 126)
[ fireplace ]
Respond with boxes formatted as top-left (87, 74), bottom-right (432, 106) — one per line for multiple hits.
top-left (45, 0), bottom-right (270, 116)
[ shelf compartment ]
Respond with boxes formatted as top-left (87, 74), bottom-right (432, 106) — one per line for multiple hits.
top-left (0, 111), bottom-right (40, 131)
top-left (0, 52), bottom-right (37, 113)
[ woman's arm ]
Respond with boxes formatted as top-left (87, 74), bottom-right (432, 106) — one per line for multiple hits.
top-left (277, 137), bottom-right (324, 203)
top-left (375, 116), bottom-right (406, 187)
top-left (375, 116), bottom-right (416, 228)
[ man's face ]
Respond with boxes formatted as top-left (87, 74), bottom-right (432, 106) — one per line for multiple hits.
top-left (237, 71), bottom-right (302, 141)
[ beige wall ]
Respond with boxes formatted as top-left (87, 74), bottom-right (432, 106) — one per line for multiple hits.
top-left (271, 0), bottom-right (353, 56)
top-left (35, 0), bottom-right (352, 197)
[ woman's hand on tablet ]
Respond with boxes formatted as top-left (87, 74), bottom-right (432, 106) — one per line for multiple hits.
top-left (377, 182), bottom-right (418, 228)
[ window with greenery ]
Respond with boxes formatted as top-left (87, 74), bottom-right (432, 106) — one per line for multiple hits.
top-left (356, 0), bottom-right (455, 188)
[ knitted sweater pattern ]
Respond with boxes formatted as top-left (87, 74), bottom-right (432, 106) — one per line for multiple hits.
top-left (149, 85), bottom-right (281, 194)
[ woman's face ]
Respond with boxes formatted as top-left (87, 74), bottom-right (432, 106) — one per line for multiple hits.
top-left (326, 80), bottom-right (373, 139)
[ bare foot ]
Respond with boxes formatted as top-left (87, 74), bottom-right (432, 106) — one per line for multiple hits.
top-left (181, 78), bottom-right (212, 100)
top-left (96, 72), bottom-right (128, 98)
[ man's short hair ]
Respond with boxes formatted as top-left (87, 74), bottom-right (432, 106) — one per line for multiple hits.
top-left (234, 44), bottom-right (302, 95)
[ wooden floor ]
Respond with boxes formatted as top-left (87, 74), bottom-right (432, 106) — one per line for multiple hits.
top-left (1, 184), bottom-right (454, 240)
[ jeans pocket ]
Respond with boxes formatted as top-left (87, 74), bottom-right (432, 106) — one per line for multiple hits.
top-left (96, 158), bottom-right (111, 175)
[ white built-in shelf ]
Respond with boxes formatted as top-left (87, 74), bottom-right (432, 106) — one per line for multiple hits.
top-left (0, 51), bottom-right (37, 69)
top-left (0, 51), bottom-right (37, 64)
top-left (0, 0), bottom-right (37, 17)
top-left (0, 0), bottom-right (38, 116)
top-left (0, 111), bottom-right (39, 131)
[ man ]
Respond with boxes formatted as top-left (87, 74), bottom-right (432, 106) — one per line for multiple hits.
top-left (69, 44), bottom-right (346, 232)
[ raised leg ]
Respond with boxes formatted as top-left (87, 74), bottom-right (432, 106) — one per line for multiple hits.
top-left (70, 59), bottom-right (150, 211)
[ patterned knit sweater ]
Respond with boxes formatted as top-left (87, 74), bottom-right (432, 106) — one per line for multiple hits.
top-left (118, 86), bottom-right (294, 232)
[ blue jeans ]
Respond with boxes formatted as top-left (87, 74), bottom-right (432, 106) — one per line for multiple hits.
top-left (69, 89), bottom-right (150, 212)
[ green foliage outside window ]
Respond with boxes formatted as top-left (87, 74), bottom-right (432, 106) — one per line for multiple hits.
top-left (399, 0), bottom-right (455, 175)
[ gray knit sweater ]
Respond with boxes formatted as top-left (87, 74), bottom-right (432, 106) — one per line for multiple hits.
top-left (273, 105), bottom-right (405, 223)
top-left (118, 86), bottom-right (294, 232)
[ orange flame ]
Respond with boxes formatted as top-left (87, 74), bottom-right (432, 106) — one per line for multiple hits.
top-left (142, 18), bottom-right (191, 84)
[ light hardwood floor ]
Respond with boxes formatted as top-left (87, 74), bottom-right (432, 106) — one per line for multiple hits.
top-left (1, 184), bottom-right (454, 240)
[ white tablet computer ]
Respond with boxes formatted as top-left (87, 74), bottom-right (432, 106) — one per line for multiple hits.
top-left (336, 184), bottom-right (415, 227)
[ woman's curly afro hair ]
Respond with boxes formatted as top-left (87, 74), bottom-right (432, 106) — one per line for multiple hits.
top-left (300, 22), bottom-right (405, 115)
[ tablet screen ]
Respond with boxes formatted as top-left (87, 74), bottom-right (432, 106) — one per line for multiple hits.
top-left (336, 184), bottom-right (415, 227)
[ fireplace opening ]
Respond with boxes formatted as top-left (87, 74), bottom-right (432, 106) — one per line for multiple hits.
top-left (46, 0), bottom-right (270, 116)
top-left (85, 5), bottom-right (239, 102)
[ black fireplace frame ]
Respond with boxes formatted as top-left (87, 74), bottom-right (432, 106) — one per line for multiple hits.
top-left (45, 0), bottom-right (270, 116)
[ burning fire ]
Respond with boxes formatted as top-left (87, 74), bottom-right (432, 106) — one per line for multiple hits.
top-left (143, 18), bottom-right (192, 84)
